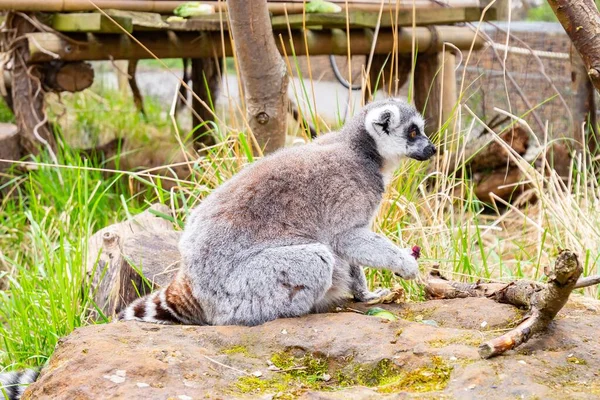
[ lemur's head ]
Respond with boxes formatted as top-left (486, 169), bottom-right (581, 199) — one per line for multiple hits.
top-left (361, 98), bottom-right (436, 163)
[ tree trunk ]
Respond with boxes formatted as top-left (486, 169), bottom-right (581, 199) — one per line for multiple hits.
top-left (226, 0), bottom-right (288, 153)
top-left (10, 14), bottom-right (57, 156)
top-left (547, 0), bottom-right (600, 93)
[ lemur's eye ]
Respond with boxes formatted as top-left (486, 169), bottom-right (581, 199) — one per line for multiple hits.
top-left (408, 125), bottom-right (419, 139)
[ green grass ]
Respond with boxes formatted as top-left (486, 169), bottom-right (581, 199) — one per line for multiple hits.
top-left (0, 150), bottom-right (128, 369)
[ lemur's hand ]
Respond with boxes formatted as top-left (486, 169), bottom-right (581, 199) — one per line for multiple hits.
top-left (393, 247), bottom-right (419, 280)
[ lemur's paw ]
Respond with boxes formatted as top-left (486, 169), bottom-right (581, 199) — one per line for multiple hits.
top-left (354, 288), bottom-right (392, 304)
top-left (393, 248), bottom-right (420, 280)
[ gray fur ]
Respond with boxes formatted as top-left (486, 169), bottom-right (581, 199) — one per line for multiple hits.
top-left (0, 369), bottom-right (39, 400)
top-left (121, 98), bottom-right (436, 326)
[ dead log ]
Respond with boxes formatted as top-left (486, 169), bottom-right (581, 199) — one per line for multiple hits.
top-left (43, 61), bottom-right (94, 93)
top-left (440, 124), bottom-right (530, 178)
top-left (479, 250), bottom-right (582, 358)
top-left (424, 250), bottom-right (584, 358)
top-left (87, 204), bottom-right (180, 318)
top-left (473, 167), bottom-right (527, 204)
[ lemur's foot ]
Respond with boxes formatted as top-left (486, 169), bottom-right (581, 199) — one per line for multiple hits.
top-left (354, 288), bottom-right (393, 305)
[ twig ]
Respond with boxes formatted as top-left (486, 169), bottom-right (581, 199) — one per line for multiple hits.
top-left (574, 275), bottom-right (600, 289)
top-left (201, 354), bottom-right (250, 376)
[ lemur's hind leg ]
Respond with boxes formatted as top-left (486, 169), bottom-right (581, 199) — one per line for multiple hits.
top-left (349, 263), bottom-right (391, 304)
top-left (217, 243), bottom-right (334, 326)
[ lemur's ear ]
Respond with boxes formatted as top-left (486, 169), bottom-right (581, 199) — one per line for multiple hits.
top-left (372, 110), bottom-right (392, 135)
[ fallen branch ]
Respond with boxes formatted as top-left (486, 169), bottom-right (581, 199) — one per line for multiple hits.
top-left (424, 250), bottom-right (583, 358)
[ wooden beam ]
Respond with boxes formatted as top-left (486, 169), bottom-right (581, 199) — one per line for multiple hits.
top-left (271, 7), bottom-right (495, 30)
top-left (105, 9), bottom-right (169, 30)
top-left (26, 26), bottom-right (486, 62)
top-left (0, 0), bottom-right (481, 15)
top-left (51, 12), bottom-right (133, 33)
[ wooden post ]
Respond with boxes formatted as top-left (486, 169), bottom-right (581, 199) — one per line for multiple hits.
top-left (414, 50), bottom-right (457, 139)
top-left (114, 60), bottom-right (130, 94)
top-left (440, 51), bottom-right (457, 143)
top-left (190, 57), bottom-right (222, 148)
top-left (127, 60), bottom-right (146, 117)
top-left (365, 54), bottom-right (411, 104)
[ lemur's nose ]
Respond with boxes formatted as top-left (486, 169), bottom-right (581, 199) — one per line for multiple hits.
top-left (424, 144), bottom-right (436, 158)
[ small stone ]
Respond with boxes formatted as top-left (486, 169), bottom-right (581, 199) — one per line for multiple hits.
top-left (421, 319), bottom-right (438, 327)
top-left (467, 384), bottom-right (476, 390)
top-left (449, 356), bottom-right (457, 361)
top-left (252, 371), bottom-right (263, 377)
top-left (321, 374), bottom-right (331, 382)
top-left (412, 343), bottom-right (427, 355)
top-left (281, 329), bottom-right (288, 335)
top-left (518, 360), bottom-right (527, 365)
top-left (103, 374), bottom-right (126, 384)
top-left (178, 396), bottom-right (193, 400)
top-left (480, 321), bottom-right (488, 328)
top-left (136, 382), bottom-right (150, 388)
top-left (115, 370), bottom-right (126, 377)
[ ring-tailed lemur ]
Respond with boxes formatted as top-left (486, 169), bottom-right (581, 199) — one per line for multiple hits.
top-left (120, 98), bottom-right (436, 326)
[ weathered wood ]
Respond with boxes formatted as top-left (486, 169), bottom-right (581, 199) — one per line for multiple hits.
top-left (26, 26), bottom-right (486, 62)
top-left (270, 7), bottom-right (494, 30)
top-left (87, 204), bottom-right (179, 318)
top-left (106, 9), bottom-right (168, 30)
top-left (0, 0), bottom-right (484, 14)
top-left (43, 61), bottom-right (94, 93)
top-left (423, 251), bottom-right (584, 359)
top-left (166, 14), bottom-right (230, 32)
top-left (478, 250), bottom-right (582, 358)
top-left (473, 167), bottom-right (526, 204)
top-left (190, 57), bottom-right (221, 148)
top-left (127, 60), bottom-right (146, 117)
top-left (439, 51), bottom-right (457, 139)
top-left (51, 13), bottom-right (133, 33)
top-left (414, 50), bottom-right (458, 138)
top-left (10, 14), bottom-right (57, 156)
top-left (414, 53), bottom-right (441, 137)
top-left (227, 0), bottom-right (288, 153)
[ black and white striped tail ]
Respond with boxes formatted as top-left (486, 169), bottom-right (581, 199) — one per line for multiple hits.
top-left (0, 369), bottom-right (39, 400)
top-left (118, 277), bottom-right (205, 325)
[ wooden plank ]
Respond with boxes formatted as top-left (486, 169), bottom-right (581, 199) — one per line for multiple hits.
top-left (51, 13), bottom-right (133, 33)
top-left (105, 9), bottom-right (168, 30)
top-left (271, 7), bottom-right (495, 29)
top-left (165, 14), bottom-right (229, 31)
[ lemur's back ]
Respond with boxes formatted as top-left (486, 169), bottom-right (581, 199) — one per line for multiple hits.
top-left (180, 135), bottom-right (383, 253)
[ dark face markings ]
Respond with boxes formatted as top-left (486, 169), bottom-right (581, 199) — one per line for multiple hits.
top-left (374, 110), bottom-right (392, 135)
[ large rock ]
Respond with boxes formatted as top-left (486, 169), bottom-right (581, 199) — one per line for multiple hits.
top-left (24, 296), bottom-right (600, 400)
